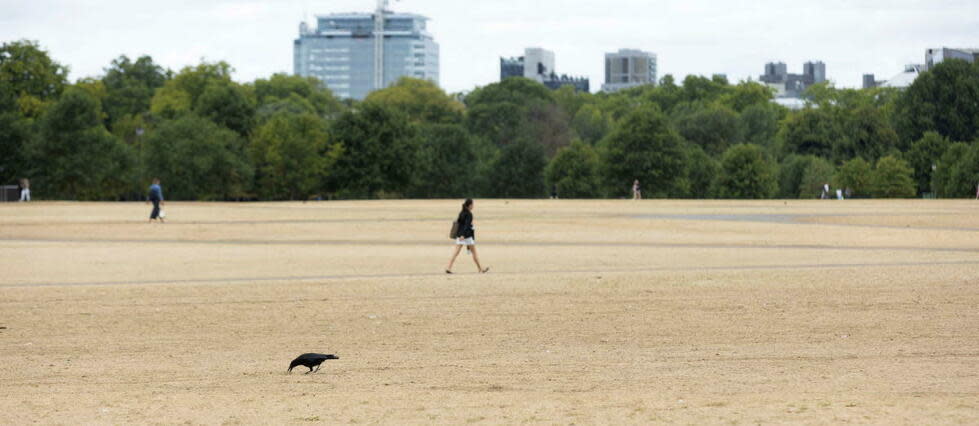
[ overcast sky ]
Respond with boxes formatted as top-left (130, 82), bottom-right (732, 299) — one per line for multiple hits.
top-left (2, 0), bottom-right (978, 93)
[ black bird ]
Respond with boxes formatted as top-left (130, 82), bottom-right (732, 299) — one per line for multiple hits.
top-left (288, 353), bottom-right (339, 374)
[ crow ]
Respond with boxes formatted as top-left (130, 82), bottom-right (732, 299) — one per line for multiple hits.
top-left (288, 353), bottom-right (339, 374)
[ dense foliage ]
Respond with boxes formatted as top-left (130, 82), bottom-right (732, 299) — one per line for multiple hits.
top-left (3, 39), bottom-right (978, 200)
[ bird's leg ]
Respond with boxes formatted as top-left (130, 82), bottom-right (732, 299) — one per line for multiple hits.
top-left (312, 365), bottom-right (321, 373)
top-left (305, 367), bottom-right (314, 374)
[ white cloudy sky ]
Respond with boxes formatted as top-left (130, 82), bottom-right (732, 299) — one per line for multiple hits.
top-left (2, 0), bottom-right (977, 93)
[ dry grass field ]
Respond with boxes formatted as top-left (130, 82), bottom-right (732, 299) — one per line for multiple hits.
top-left (1, 199), bottom-right (977, 424)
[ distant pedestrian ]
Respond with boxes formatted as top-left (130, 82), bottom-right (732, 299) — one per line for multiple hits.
top-left (147, 178), bottom-right (165, 223)
top-left (18, 178), bottom-right (29, 202)
top-left (551, 184), bottom-right (558, 199)
top-left (821, 183), bottom-right (830, 200)
top-left (632, 179), bottom-right (642, 200)
top-left (445, 198), bottom-right (488, 274)
top-left (975, 183), bottom-right (978, 200)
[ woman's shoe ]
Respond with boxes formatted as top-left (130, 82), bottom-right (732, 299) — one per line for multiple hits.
top-left (480, 267), bottom-right (490, 274)
top-left (445, 270), bottom-right (453, 274)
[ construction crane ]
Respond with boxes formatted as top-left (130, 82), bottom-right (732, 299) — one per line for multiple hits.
top-left (373, 0), bottom-right (390, 90)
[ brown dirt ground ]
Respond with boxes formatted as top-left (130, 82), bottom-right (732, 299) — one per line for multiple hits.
top-left (0, 200), bottom-right (977, 424)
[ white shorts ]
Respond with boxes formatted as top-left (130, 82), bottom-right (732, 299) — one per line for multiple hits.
top-left (455, 237), bottom-right (475, 246)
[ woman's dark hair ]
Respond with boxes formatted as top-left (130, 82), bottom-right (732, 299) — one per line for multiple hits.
top-left (462, 198), bottom-right (473, 212)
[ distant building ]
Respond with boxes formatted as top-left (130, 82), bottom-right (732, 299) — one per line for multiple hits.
top-left (542, 74), bottom-right (590, 93)
top-left (500, 57), bottom-right (524, 80)
top-left (602, 49), bottom-right (657, 92)
top-left (925, 47), bottom-right (979, 70)
top-left (500, 47), bottom-right (590, 92)
top-left (523, 48), bottom-right (555, 82)
top-left (500, 47), bottom-right (555, 82)
top-left (872, 47), bottom-right (977, 90)
top-left (862, 74), bottom-right (885, 89)
top-left (803, 61), bottom-right (826, 83)
top-left (294, 8), bottom-right (439, 100)
top-left (760, 62), bottom-right (788, 83)
top-left (880, 64), bottom-right (925, 89)
top-left (759, 60), bottom-right (826, 98)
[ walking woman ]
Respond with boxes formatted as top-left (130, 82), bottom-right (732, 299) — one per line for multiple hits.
top-left (446, 198), bottom-right (489, 274)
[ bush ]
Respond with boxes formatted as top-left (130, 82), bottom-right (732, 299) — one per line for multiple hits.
top-left (488, 138), bottom-right (547, 198)
top-left (833, 158), bottom-right (873, 197)
top-left (906, 131), bottom-right (949, 195)
top-left (932, 142), bottom-right (979, 198)
top-left (870, 155), bottom-right (916, 198)
top-left (545, 140), bottom-right (602, 198)
top-left (600, 106), bottom-right (687, 198)
top-left (798, 157), bottom-right (835, 199)
top-left (143, 114), bottom-right (253, 200)
top-left (685, 145), bottom-right (719, 198)
top-left (714, 144), bottom-right (777, 199)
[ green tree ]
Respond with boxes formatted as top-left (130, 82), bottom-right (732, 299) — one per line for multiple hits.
top-left (253, 73), bottom-right (343, 118)
top-left (680, 75), bottom-right (729, 104)
top-left (465, 77), bottom-right (553, 107)
top-left (328, 102), bottom-right (417, 198)
top-left (777, 107), bottom-right (841, 158)
top-left (833, 157), bottom-right (873, 198)
top-left (894, 59), bottom-right (979, 143)
top-left (249, 112), bottom-right (340, 200)
top-left (149, 61), bottom-right (255, 135)
top-left (143, 115), bottom-right (253, 200)
top-left (545, 140), bottom-right (602, 198)
top-left (194, 81), bottom-right (256, 135)
top-left (570, 103), bottom-right (610, 144)
top-left (101, 55), bottom-right (170, 126)
top-left (553, 85), bottom-right (587, 118)
top-left (26, 87), bottom-right (133, 199)
top-left (0, 41), bottom-right (69, 183)
top-left (740, 102), bottom-right (782, 149)
top-left (685, 144), bottom-right (719, 199)
top-left (719, 81), bottom-right (774, 112)
top-left (465, 78), bottom-right (557, 148)
top-left (714, 144), bottom-right (777, 199)
top-left (523, 100), bottom-right (572, 157)
top-left (0, 40), bottom-right (69, 110)
top-left (599, 106), bottom-right (688, 198)
top-left (777, 155), bottom-right (819, 198)
top-left (797, 157), bottom-right (835, 198)
top-left (642, 74), bottom-right (682, 113)
top-left (596, 89), bottom-right (643, 123)
top-left (74, 78), bottom-right (108, 108)
top-left (870, 155), bottom-right (916, 198)
top-left (834, 105), bottom-right (898, 163)
top-left (465, 101), bottom-right (525, 146)
top-left (365, 77), bottom-right (463, 124)
top-left (932, 142), bottom-right (979, 198)
top-left (672, 102), bottom-right (742, 156)
top-left (0, 109), bottom-right (31, 183)
top-left (149, 83), bottom-right (192, 119)
top-left (410, 123), bottom-right (478, 198)
top-left (488, 138), bottom-right (547, 198)
top-left (906, 131), bottom-right (949, 195)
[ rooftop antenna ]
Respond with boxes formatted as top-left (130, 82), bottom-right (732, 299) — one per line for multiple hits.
top-left (373, 0), bottom-right (402, 90)
top-left (373, 0), bottom-right (391, 90)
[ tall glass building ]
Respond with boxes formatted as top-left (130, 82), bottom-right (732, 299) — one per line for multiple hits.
top-left (294, 12), bottom-right (439, 100)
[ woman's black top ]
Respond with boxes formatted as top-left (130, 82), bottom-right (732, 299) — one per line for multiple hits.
top-left (456, 210), bottom-right (474, 239)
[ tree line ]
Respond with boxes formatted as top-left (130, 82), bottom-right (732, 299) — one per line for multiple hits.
top-left (2, 39), bottom-right (979, 201)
